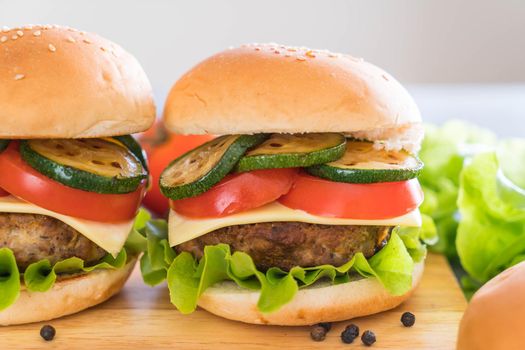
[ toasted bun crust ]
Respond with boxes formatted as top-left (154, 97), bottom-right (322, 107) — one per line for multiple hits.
top-left (457, 261), bottom-right (525, 350)
top-left (0, 257), bottom-right (136, 326)
top-left (164, 43), bottom-right (421, 135)
top-left (0, 25), bottom-right (155, 138)
top-left (197, 260), bottom-right (424, 326)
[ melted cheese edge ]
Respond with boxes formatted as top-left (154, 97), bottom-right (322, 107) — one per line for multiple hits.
top-left (0, 195), bottom-right (133, 256)
top-left (169, 202), bottom-right (422, 247)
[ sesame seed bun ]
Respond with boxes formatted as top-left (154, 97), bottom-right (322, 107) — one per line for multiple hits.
top-left (197, 260), bottom-right (424, 326)
top-left (0, 25), bottom-right (155, 138)
top-left (457, 261), bottom-right (525, 350)
top-left (163, 43), bottom-right (421, 137)
top-left (0, 257), bottom-right (136, 326)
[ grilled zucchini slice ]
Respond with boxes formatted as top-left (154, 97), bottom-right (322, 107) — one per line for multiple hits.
top-left (20, 139), bottom-right (147, 194)
top-left (307, 140), bottom-right (423, 183)
top-left (113, 135), bottom-right (148, 172)
top-left (236, 133), bottom-right (346, 172)
top-left (160, 134), bottom-right (267, 200)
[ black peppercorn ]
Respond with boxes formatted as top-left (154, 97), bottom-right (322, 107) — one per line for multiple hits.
top-left (361, 330), bottom-right (376, 346)
top-left (317, 322), bottom-right (332, 333)
top-left (310, 325), bottom-right (327, 341)
top-left (401, 312), bottom-right (415, 327)
top-left (340, 324), bottom-right (359, 344)
top-left (40, 325), bottom-right (56, 341)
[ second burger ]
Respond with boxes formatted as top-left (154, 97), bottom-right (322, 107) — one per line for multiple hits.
top-left (141, 43), bottom-right (434, 325)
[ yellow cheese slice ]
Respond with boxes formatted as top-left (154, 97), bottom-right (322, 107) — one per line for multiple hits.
top-left (0, 195), bottom-right (133, 256)
top-left (169, 202), bottom-right (422, 247)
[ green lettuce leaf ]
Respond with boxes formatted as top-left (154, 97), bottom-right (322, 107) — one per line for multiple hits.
top-left (24, 249), bottom-right (127, 292)
top-left (141, 229), bottom-right (422, 314)
top-left (395, 213), bottom-right (436, 263)
top-left (141, 218), bottom-right (174, 286)
top-left (457, 150), bottom-right (525, 284)
top-left (124, 208), bottom-right (151, 254)
top-left (419, 121), bottom-right (497, 259)
top-left (0, 248), bottom-right (20, 310)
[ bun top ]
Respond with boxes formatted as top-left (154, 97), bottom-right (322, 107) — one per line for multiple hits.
top-left (457, 261), bottom-right (525, 350)
top-left (163, 43), bottom-right (421, 136)
top-left (0, 25), bottom-right (155, 138)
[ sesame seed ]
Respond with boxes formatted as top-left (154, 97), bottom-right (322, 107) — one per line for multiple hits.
top-left (287, 48), bottom-right (297, 52)
top-left (382, 74), bottom-right (389, 81)
top-left (1, 26), bottom-right (10, 32)
top-left (16, 30), bottom-right (23, 37)
top-left (111, 50), bottom-right (118, 57)
top-left (100, 46), bottom-right (106, 52)
top-left (48, 44), bottom-right (56, 52)
top-left (83, 38), bottom-right (92, 44)
top-left (23, 25), bottom-right (33, 30)
top-left (254, 47), bottom-right (261, 51)
top-left (296, 56), bottom-right (306, 61)
top-left (0, 36), bottom-right (7, 43)
top-left (43, 25), bottom-right (51, 30)
top-left (67, 28), bottom-right (78, 32)
top-left (328, 53), bottom-right (339, 58)
top-left (274, 50), bottom-right (280, 54)
top-left (11, 34), bottom-right (18, 40)
top-left (66, 36), bottom-right (76, 43)
top-left (79, 31), bottom-right (86, 35)
top-left (305, 50), bottom-right (316, 58)
top-left (284, 53), bottom-right (292, 57)
top-left (33, 30), bottom-right (42, 37)
top-left (14, 74), bottom-right (25, 80)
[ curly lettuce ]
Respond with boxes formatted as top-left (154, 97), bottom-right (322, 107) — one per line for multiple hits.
top-left (0, 208), bottom-right (151, 311)
top-left (419, 121), bottom-right (496, 259)
top-left (141, 218), bottom-right (435, 314)
top-left (457, 145), bottom-right (525, 286)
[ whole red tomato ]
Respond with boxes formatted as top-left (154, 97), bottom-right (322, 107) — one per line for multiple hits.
top-left (138, 122), bottom-right (214, 217)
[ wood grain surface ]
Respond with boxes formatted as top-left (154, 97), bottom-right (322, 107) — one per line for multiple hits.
top-left (0, 253), bottom-right (466, 349)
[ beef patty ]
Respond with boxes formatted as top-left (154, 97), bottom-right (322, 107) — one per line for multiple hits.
top-left (177, 222), bottom-right (391, 271)
top-left (0, 213), bottom-right (106, 270)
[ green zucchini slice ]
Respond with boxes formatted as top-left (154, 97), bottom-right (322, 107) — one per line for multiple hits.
top-left (236, 133), bottom-right (346, 172)
top-left (20, 139), bottom-right (147, 194)
top-left (160, 134), bottom-right (267, 200)
top-left (307, 140), bottom-right (423, 183)
top-left (113, 135), bottom-right (148, 172)
top-left (0, 140), bottom-right (9, 153)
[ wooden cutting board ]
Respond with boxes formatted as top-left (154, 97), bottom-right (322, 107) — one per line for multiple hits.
top-left (0, 253), bottom-right (466, 349)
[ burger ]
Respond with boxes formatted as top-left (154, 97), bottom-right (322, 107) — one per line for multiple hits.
top-left (0, 25), bottom-right (155, 325)
top-left (458, 261), bottom-right (525, 350)
top-left (141, 43), bottom-right (428, 325)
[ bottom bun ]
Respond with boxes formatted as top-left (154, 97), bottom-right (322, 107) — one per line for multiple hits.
top-left (198, 260), bottom-right (424, 326)
top-left (0, 256), bottom-right (137, 326)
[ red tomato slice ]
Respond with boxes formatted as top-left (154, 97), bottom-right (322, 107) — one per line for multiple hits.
top-left (279, 172), bottom-right (423, 220)
top-left (0, 142), bottom-right (146, 222)
top-left (0, 187), bottom-right (9, 197)
top-left (170, 168), bottom-right (299, 218)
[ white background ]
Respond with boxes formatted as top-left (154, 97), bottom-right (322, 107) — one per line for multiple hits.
top-left (1, 0), bottom-right (524, 136)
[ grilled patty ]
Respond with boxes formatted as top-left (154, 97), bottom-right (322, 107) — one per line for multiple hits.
top-left (0, 213), bottom-right (106, 270)
top-left (177, 222), bottom-right (391, 271)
